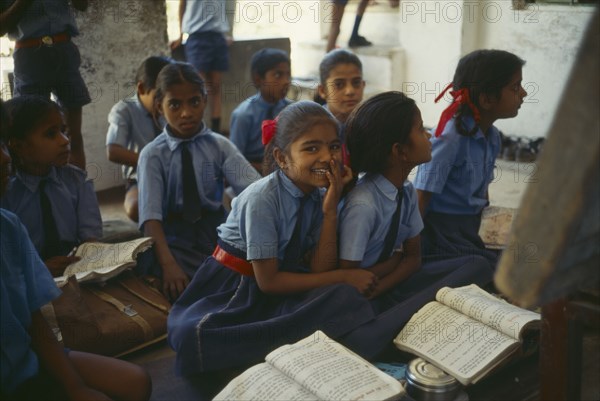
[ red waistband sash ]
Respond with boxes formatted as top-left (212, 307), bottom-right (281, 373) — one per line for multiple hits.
top-left (212, 245), bottom-right (254, 276)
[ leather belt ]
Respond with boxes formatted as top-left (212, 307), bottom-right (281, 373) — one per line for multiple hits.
top-left (15, 32), bottom-right (70, 49)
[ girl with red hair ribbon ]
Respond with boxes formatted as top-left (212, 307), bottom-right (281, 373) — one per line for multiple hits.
top-left (168, 101), bottom-right (379, 375)
top-left (414, 49), bottom-right (528, 266)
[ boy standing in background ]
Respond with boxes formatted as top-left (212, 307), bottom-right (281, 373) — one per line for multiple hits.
top-left (170, 0), bottom-right (232, 133)
top-left (327, 0), bottom-right (371, 52)
top-left (0, 0), bottom-right (91, 170)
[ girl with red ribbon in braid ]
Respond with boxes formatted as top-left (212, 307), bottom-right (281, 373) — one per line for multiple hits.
top-left (168, 101), bottom-right (378, 374)
top-left (414, 50), bottom-right (527, 266)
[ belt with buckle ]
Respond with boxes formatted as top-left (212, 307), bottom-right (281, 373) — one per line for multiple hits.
top-left (15, 32), bottom-right (70, 49)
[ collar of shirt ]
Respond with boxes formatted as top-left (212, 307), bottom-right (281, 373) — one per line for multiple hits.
top-left (131, 94), bottom-right (148, 116)
top-left (457, 115), bottom-right (499, 141)
top-left (367, 173), bottom-right (404, 202)
top-left (277, 170), bottom-right (321, 202)
top-left (15, 167), bottom-right (59, 193)
top-left (163, 123), bottom-right (209, 151)
top-left (252, 92), bottom-right (287, 110)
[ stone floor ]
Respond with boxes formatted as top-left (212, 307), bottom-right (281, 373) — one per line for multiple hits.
top-left (95, 159), bottom-right (599, 401)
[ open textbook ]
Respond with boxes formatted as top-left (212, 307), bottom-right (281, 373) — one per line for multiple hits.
top-left (55, 237), bottom-right (153, 284)
top-left (214, 330), bottom-right (405, 401)
top-left (393, 284), bottom-right (540, 386)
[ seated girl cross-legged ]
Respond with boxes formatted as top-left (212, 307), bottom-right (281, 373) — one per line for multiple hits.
top-left (337, 92), bottom-right (494, 358)
top-left (167, 101), bottom-right (379, 375)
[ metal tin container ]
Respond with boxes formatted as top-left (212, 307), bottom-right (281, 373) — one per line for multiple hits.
top-left (405, 358), bottom-right (462, 401)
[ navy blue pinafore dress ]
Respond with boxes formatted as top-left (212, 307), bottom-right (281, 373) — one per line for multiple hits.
top-left (167, 196), bottom-right (375, 375)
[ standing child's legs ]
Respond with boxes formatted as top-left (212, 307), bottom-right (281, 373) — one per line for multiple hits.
top-left (348, 0), bottom-right (372, 48)
top-left (326, 1), bottom-right (347, 52)
top-left (201, 70), bottom-right (223, 133)
top-left (184, 31), bottom-right (229, 133)
top-left (69, 350), bottom-right (152, 401)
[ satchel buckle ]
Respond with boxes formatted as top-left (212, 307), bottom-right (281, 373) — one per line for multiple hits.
top-left (123, 304), bottom-right (138, 317)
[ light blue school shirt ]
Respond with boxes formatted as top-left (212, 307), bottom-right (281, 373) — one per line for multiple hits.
top-left (339, 174), bottom-right (423, 268)
top-left (1, 209), bottom-right (62, 393)
top-left (106, 95), bottom-right (165, 179)
top-left (181, 0), bottom-right (230, 34)
top-left (0, 166), bottom-right (103, 255)
top-left (414, 116), bottom-right (501, 215)
top-left (218, 170), bottom-right (323, 261)
top-left (1, 0), bottom-right (79, 41)
top-left (137, 124), bottom-right (260, 228)
top-left (229, 93), bottom-right (292, 161)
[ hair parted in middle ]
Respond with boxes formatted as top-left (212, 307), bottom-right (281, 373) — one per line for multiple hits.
top-left (153, 62), bottom-right (207, 112)
top-left (314, 49), bottom-right (363, 105)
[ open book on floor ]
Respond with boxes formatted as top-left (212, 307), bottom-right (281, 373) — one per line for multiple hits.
top-left (393, 284), bottom-right (540, 386)
top-left (213, 330), bottom-right (406, 401)
top-left (55, 237), bottom-right (153, 285)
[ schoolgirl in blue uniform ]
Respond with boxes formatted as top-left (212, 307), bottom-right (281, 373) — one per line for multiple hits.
top-left (338, 92), bottom-right (493, 358)
top-left (137, 62), bottom-right (260, 301)
top-left (106, 56), bottom-right (172, 222)
top-left (168, 101), bottom-right (379, 375)
top-left (0, 99), bottom-right (151, 401)
top-left (1, 95), bottom-right (102, 277)
top-left (415, 50), bottom-right (527, 265)
top-left (316, 49), bottom-right (365, 165)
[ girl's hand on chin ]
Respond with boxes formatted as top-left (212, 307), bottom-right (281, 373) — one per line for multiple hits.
top-left (322, 159), bottom-right (344, 215)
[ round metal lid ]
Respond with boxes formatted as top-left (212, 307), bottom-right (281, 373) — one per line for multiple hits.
top-left (405, 358), bottom-right (461, 392)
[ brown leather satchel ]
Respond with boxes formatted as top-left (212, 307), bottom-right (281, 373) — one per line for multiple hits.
top-left (42, 271), bottom-right (171, 357)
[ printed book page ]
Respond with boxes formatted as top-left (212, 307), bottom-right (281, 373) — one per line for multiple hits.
top-left (56, 237), bottom-right (153, 284)
top-left (435, 285), bottom-right (540, 340)
top-left (394, 302), bottom-right (519, 386)
top-left (213, 363), bottom-right (318, 401)
top-left (267, 331), bottom-right (404, 401)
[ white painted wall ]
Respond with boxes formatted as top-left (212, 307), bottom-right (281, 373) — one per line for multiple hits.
top-left (475, 2), bottom-right (595, 139)
top-left (232, 1), bottom-right (594, 139)
top-left (75, 1), bottom-right (169, 191)
top-left (397, 0), bottom-right (595, 138)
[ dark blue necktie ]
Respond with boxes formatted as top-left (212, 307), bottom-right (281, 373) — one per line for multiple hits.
top-left (181, 142), bottom-right (203, 223)
top-left (377, 191), bottom-right (403, 263)
top-left (39, 180), bottom-right (61, 259)
top-left (284, 196), bottom-right (309, 265)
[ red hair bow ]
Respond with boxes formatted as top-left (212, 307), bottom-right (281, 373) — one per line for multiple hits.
top-left (262, 118), bottom-right (278, 146)
top-left (434, 83), bottom-right (481, 137)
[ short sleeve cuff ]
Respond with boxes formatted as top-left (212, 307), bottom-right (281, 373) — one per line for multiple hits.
top-left (246, 241), bottom-right (278, 260)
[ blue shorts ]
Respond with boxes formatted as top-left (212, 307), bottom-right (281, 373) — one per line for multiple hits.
top-left (13, 41), bottom-right (91, 109)
top-left (333, 0), bottom-right (350, 5)
top-left (184, 31), bottom-right (229, 73)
